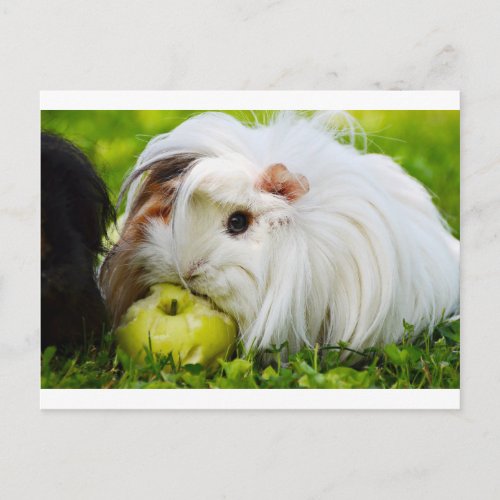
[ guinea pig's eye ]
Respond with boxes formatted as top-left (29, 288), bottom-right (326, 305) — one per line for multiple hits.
top-left (227, 211), bottom-right (249, 235)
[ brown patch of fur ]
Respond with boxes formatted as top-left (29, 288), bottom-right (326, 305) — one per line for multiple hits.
top-left (100, 155), bottom-right (196, 326)
top-left (256, 163), bottom-right (309, 202)
top-left (99, 242), bottom-right (148, 328)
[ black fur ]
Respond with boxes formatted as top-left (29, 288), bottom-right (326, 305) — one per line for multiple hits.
top-left (41, 133), bottom-right (115, 350)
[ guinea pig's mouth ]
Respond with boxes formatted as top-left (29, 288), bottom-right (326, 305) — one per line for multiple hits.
top-left (190, 288), bottom-right (209, 300)
top-left (190, 288), bottom-right (235, 321)
top-left (191, 288), bottom-right (221, 309)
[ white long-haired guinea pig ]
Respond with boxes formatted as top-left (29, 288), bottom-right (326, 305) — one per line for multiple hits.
top-left (100, 111), bottom-right (459, 355)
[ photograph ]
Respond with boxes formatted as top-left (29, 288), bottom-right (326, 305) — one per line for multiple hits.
top-left (40, 94), bottom-right (460, 404)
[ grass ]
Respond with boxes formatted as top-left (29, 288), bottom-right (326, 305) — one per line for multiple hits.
top-left (41, 109), bottom-right (460, 389)
top-left (41, 318), bottom-right (459, 389)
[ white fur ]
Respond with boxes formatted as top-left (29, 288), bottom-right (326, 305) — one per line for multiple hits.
top-left (123, 111), bottom-right (459, 354)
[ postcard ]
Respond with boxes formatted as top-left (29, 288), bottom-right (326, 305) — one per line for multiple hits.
top-left (40, 91), bottom-right (460, 409)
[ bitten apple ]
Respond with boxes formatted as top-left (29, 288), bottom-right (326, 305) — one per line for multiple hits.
top-left (116, 283), bottom-right (237, 370)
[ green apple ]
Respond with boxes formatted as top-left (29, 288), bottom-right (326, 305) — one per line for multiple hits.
top-left (116, 283), bottom-right (237, 371)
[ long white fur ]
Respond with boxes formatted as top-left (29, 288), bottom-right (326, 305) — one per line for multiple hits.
top-left (122, 111), bottom-right (459, 354)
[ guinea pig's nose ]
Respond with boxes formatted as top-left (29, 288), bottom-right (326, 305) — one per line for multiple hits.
top-left (184, 259), bottom-right (206, 280)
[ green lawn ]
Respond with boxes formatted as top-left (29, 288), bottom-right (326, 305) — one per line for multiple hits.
top-left (41, 109), bottom-right (460, 389)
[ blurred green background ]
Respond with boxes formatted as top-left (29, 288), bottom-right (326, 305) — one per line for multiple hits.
top-left (41, 110), bottom-right (460, 235)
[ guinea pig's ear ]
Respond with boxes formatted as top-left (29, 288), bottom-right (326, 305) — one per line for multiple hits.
top-left (256, 163), bottom-right (309, 202)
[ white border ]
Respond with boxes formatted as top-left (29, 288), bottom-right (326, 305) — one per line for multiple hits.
top-left (40, 90), bottom-right (460, 111)
top-left (40, 389), bottom-right (460, 410)
top-left (40, 90), bottom-right (460, 410)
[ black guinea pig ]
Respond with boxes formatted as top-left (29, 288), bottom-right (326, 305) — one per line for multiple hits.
top-left (41, 132), bottom-right (115, 350)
